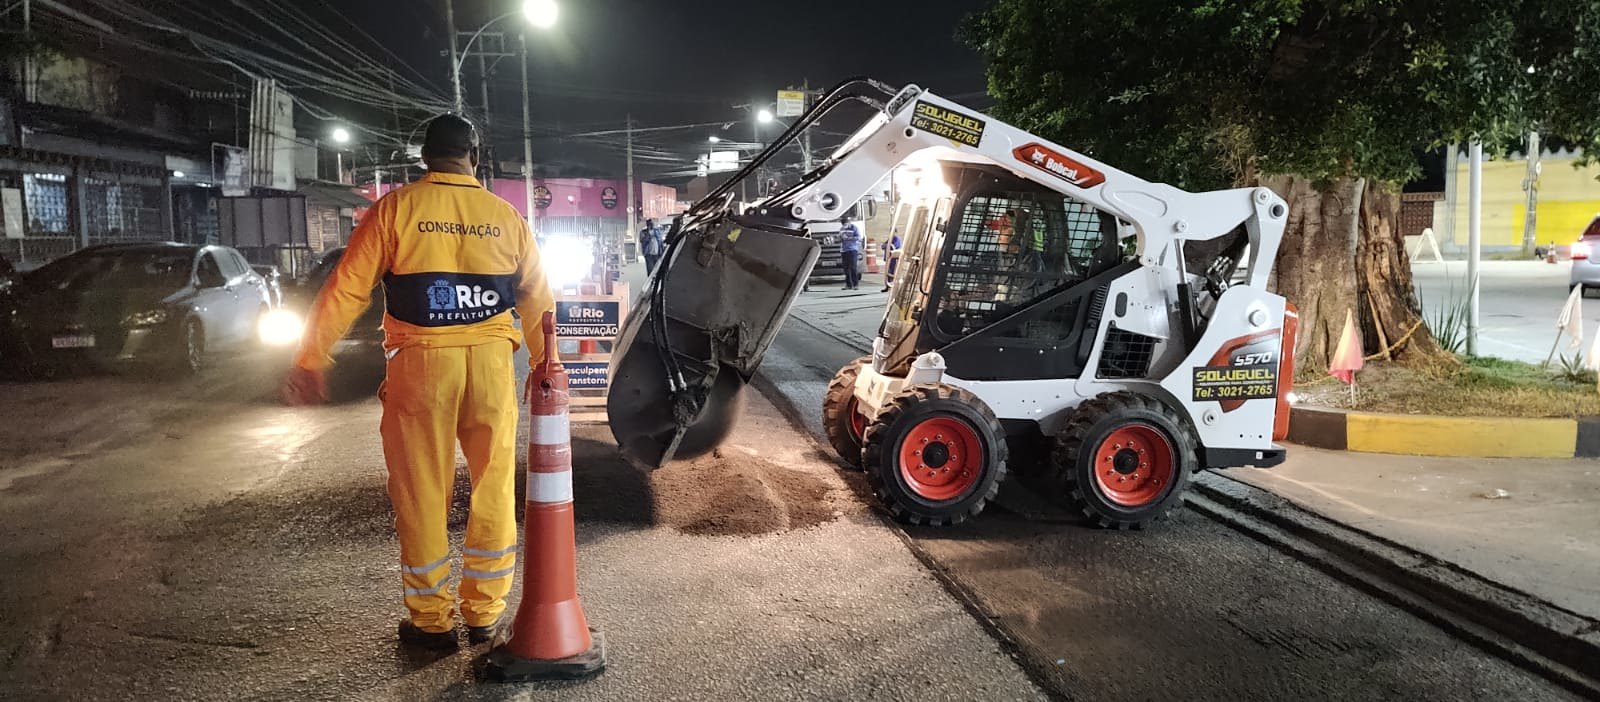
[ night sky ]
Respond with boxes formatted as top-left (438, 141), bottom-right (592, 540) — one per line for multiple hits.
top-left (337, 0), bottom-right (996, 179)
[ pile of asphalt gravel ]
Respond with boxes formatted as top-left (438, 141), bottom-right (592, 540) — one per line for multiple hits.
top-left (650, 447), bottom-right (843, 536)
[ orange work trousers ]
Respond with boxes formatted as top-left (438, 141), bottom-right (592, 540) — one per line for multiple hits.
top-left (380, 341), bottom-right (519, 633)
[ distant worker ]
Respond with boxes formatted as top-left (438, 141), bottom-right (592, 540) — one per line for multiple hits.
top-left (640, 218), bottom-right (664, 274)
top-left (839, 219), bottom-right (863, 290)
top-left (881, 233), bottom-right (902, 293)
top-left (281, 114), bottom-right (555, 651)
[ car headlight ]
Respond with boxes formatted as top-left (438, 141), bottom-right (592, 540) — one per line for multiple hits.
top-left (542, 236), bottom-right (596, 290)
top-left (258, 308), bottom-right (304, 346)
top-left (123, 309), bottom-right (169, 328)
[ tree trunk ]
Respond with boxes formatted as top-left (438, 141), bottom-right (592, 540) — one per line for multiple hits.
top-left (1262, 175), bottom-right (1450, 371)
top-left (1356, 181), bottom-right (1451, 365)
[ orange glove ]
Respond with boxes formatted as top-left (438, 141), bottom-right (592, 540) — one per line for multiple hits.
top-left (280, 366), bottom-right (329, 406)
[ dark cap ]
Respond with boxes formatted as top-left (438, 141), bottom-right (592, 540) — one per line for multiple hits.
top-left (421, 113), bottom-right (479, 160)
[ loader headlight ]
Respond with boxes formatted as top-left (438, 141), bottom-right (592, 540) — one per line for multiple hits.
top-left (122, 308), bottom-right (169, 328)
top-left (257, 308), bottom-right (304, 346)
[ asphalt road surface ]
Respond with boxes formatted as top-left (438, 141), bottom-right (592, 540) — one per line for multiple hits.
top-left (761, 306), bottom-right (1582, 701)
top-left (0, 318), bottom-right (1582, 701)
top-left (1412, 260), bottom-right (1596, 363)
top-left (0, 348), bottom-right (1045, 702)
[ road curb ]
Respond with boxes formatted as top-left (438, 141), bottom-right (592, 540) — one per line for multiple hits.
top-left (1188, 473), bottom-right (1600, 698)
top-left (1289, 406), bottom-right (1600, 458)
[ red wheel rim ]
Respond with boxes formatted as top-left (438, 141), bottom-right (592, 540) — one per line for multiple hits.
top-left (897, 416), bottom-right (984, 502)
top-left (847, 397), bottom-right (868, 443)
top-left (1092, 423), bottom-right (1176, 507)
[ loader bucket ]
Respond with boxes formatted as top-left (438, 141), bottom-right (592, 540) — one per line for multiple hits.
top-left (607, 215), bottom-right (820, 469)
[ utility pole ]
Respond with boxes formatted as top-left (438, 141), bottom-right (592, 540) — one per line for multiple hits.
top-left (1467, 141), bottom-right (1483, 356)
top-left (477, 51), bottom-right (492, 182)
top-left (799, 79), bottom-right (813, 173)
top-left (1441, 143), bottom-right (1460, 249)
top-left (445, 0), bottom-right (464, 113)
top-left (519, 32), bottom-right (535, 229)
top-left (626, 114), bottom-right (637, 244)
top-left (1521, 131), bottom-right (1542, 255)
top-left (22, 0), bottom-right (32, 103)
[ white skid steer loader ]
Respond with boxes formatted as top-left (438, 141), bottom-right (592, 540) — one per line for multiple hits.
top-left (607, 78), bottom-right (1297, 530)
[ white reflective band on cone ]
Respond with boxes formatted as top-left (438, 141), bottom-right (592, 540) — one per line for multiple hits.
top-left (530, 413), bottom-right (570, 446)
top-left (527, 470), bottom-right (574, 504)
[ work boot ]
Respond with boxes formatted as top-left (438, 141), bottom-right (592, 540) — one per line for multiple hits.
top-left (467, 621), bottom-right (501, 646)
top-left (398, 620), bottom-right (458, 651)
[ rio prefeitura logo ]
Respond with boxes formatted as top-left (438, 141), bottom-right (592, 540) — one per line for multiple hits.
top-left (425, 278), bottom-right (504, 322)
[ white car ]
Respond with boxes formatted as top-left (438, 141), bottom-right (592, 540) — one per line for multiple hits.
top-left (1568, 215), bottom-right (1600, 295)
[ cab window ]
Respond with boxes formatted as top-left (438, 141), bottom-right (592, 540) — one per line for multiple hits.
top-left (930, 190), bottom-right (1119, 340)
top-left (196, 252), bottom-right (227, 288)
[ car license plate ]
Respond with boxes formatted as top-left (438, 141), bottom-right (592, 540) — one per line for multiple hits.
top-left (52, 334), bottom-right (95, 349)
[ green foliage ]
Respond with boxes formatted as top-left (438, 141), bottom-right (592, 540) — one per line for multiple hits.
top-left (1426, 293), bottom-right (1469, 355)
top-left (962, 0), bottom-right (1600, 189)
top-left (1555, 353), bottom-right (1598, 385)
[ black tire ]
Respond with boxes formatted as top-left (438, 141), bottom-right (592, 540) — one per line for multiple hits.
top-left (822, 356), bottom-right (871, 469)
top-left (1053, 392), bottom-right (1196, 530)
top-left (862, 384), bottom-right (1008, 526)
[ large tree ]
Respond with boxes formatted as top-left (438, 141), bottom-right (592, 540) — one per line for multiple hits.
top-left (963, 0), bottom-right (1600, 369)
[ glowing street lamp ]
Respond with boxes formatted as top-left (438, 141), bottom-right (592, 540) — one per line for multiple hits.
top-left (756, 109), bottom-right (774, 124)
top-left (523, 0), bottom-right (558, 29)
top-left (329, 127), bottom-right (352, 183)
top-left (450, 0), bottom-right (561, 113)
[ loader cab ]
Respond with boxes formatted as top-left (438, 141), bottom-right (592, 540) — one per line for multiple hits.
top-left (878, 162), bottom-right (1134, 381)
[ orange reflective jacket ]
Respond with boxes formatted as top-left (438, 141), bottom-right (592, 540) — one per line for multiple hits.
top-left (295, 171), bottom-right (554, 371)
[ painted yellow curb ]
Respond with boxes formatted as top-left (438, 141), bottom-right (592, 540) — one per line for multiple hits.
top-left (1345, 413), bottom-right (1578, 458)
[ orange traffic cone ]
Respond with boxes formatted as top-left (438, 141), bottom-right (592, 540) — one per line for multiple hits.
top-left (487, 312), bottom-right (606, 682)
top-left (865, 239), bottom-right (881, 274)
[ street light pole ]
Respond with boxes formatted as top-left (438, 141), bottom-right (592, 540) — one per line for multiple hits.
top-left (751, 113), bottom-right (760, 197)
top-left (446, 0), bottom-right (464, 113)
top-left (519, 32), bottom-right (535, 229)
top-left (626, 115), bottom-right (636, 241)
top-left (1467, 140), bottom-right (1483, 356)
top-left (449, 2), bottom-right (558, 119)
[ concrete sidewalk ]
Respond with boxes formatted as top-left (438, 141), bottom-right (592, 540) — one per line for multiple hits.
top-left (785, 284), bottom-right (1600, 625)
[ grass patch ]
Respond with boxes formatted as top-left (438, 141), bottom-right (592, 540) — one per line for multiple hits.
top-left (1295, 356), bottom-right (1600, 418)
top-left (1483, 250), bottom-right (1537, 261)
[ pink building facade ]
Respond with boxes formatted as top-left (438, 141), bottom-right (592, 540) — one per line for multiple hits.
top-left (358, 177), bottom-right (681, 235)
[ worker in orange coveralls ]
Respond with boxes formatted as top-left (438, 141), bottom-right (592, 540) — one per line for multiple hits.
top-left (281, 114), bottom-right (554, 651)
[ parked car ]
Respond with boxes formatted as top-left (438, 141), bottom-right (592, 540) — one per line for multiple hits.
top-left (282, 245), bottom-right (385, 351)
top-left (0, 242), bottom-right (273, 374)
top-left (1568, 216), bottom-right (1600, 296)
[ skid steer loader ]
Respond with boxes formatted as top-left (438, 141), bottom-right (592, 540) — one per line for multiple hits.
top-left (607, 78), bottom-right (1296, 529)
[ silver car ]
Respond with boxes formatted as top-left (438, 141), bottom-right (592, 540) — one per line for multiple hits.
top-left (1569, 216), bottom-right (1600, 295)
top-left (1, 242), bottom-right (274, 374)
